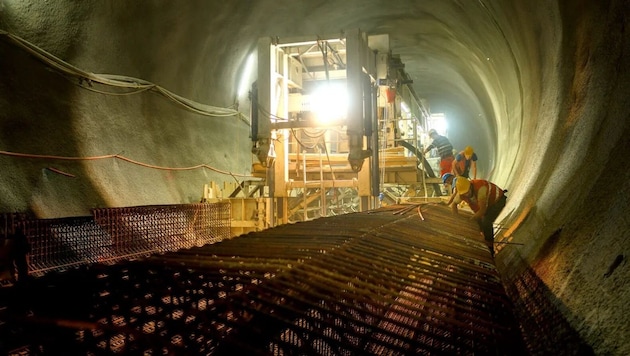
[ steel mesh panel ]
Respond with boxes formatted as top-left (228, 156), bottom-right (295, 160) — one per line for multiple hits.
top-left (502, 263), bottom-right (594, 354)
top-left (1, 203), bottom-right (230, 276)
top-left (0, 204), bottom-right (528, 355)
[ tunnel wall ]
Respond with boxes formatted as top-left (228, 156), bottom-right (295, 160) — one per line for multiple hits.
top-left (0, 2), bottom-right (255, 218)
top-left (495, 1), bottom-right (630, 354)
top-left (1, 1), bottom-right (629, 354)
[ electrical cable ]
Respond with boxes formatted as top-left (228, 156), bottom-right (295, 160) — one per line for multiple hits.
top-left (0, 150), bottom-right (256, 178)
top-left (0, 30), bottom-right (239, 118)
top-left (380, 111), bottom-right (387, 198)
top-left (299, 128), bottom-right (327, 139)
top-left (0, 30), bottom-right (257, 179)
top-left (75, 84), bottom-right (154, 96)
top-left (255, 101), bottom-right (289, 122)
top-left (319, 136), bottom-right (338, 202)
top-left (290, 128), bottom-right (319, 150)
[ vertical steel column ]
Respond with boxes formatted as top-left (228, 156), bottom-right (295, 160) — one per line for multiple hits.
top-left (254, 37), bottom-right (272, 166)
top-left (346, 29), bottom-right (371, 173)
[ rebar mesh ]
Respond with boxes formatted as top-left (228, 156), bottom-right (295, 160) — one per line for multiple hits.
top-left (1, 203), bottom-right (231, 276)
top-left (0, 203), bottom-right (529, 355)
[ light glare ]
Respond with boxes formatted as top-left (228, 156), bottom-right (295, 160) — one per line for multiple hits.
top-left (430, 113), bottom-right (448, 135)
top-left (238, 52), bottom-right (256, 97)
top-left (311, 83), bottom-right (347, 124)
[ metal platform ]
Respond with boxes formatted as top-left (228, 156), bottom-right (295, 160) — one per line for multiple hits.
top-left (0, 203), bottom-right (527, 355)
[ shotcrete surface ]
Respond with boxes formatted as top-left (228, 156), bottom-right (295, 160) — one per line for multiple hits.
top-left (0, 1), bottom-right (629, 354)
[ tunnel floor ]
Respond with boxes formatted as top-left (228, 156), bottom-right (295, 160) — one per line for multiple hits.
top-left (0, 203), bottom-right (528, 355)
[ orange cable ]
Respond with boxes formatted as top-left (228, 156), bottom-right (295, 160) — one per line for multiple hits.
top-left (0, 150), bottom-right (254, 178)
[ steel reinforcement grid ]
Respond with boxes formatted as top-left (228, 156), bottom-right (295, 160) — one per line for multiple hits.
top-left (0, 204), bottom-right (530, 355)
top-left (0, 203), bottom-right (231, 277)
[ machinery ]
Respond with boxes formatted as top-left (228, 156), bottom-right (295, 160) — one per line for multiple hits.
top-left (212, 30), bottom-right (442, 234)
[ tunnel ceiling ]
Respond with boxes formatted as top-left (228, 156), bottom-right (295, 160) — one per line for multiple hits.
top-left (1, 0), bottom-right (546, 181)
top-left (1, 1), bottom-right (626, 189)
top-left (1, 0), bottom-right (594, 191)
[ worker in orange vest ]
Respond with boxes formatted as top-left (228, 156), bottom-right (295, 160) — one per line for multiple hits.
top-left (451, 177), bottom-right (507, 257)
top-left (452, 146), bottom-right (477, 179)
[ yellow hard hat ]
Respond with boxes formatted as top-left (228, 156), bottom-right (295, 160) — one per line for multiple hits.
top-left (456, 177), bottom-right (471, 195)
top-left (464, 146), bottom-right (474, 156)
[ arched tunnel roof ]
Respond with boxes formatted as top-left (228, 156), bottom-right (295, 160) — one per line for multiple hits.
top-left (0, 1), bottom-right (628, 354)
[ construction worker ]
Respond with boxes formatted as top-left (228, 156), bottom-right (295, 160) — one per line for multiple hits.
top-left (451, 177), bottom-right (507, 257)
top-left (423, 129), bottom-right (454, 177)
top-left (441, 173), bottom-right (457, 195)
top-left (442, 173), bottom-right (461, 208)
top-left (452, 146), bottom-right (478, 179)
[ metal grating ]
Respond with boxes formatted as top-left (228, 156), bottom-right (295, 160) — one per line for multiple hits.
top-left (0, 203), bottom-right (527, 355)
top-left (502, 261), bottom-right (594, 355)
top-left (1, 203), bottom-right (231, 276)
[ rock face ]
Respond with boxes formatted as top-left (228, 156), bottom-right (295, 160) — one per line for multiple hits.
top-left (0, 1), bottom-right (628, 354)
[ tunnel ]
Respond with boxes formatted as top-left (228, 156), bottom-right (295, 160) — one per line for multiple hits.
top-left (0, 1), bottom-right (629, 355)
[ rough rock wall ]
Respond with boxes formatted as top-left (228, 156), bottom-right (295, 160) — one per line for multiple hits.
top-left (496, 2), bottom-right (630, 353)
top-left (0, 0), bottom-right (629, 354)
top-left (0, 2), bottom-right (254, 217)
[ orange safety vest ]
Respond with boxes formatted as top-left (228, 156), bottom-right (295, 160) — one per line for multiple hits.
top-left (461, 180), bottom-right (505, 213)
top-left (453, 150), bottom-right (476, 176)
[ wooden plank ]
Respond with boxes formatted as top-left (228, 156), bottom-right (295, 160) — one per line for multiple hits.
top-left (287, 180), bottom-right (357, 189)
